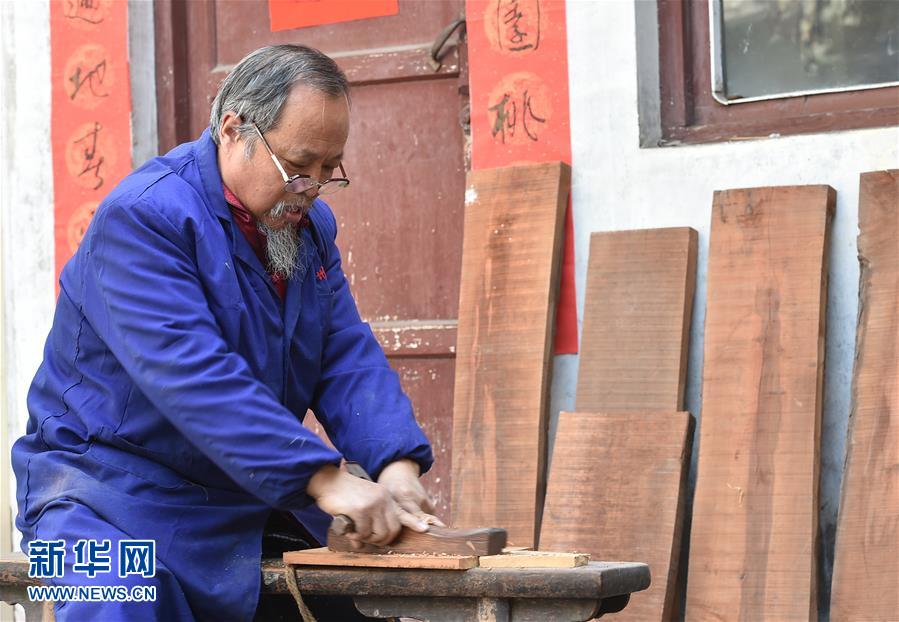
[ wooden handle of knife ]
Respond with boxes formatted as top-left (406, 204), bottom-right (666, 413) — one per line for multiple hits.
top-left (331, 514), bottom-right (354, 536)
top-left (328, 463), bottom-right (371, 536)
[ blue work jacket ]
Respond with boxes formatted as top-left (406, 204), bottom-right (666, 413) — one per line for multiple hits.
top-left (11, 129), bottom-right (433, 620)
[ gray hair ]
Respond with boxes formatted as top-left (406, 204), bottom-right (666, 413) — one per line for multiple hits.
top-left (209, 44), bottom-right (349, 155)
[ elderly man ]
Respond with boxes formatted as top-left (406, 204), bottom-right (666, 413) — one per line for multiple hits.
top-left (12, 45), bottom-right (438, 621)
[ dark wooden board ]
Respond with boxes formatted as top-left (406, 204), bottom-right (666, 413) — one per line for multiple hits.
top-left (327, 526), bottom-right (506, 556)
top-left (831, 170), bottom-right (899, 620)
top-left (450, 162), bottom-right (571, 548)
top-left (686, 185), bottom-right (834, 621)
top-left (540, 411), bottom-right (693, 621)
top-left (576, 227), bottom-right (697, 412)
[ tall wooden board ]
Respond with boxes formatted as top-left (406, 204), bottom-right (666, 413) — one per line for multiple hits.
top-left (686, 186), bottom-right (835, 621)
top-left (540, 411), bottom-right (693, 621)
top-left (576, 227), bottom-right (698, 412)
top-left (450, 162), bottom-right (570, 548)
top-left (831, 170), bottom-right (899, 621)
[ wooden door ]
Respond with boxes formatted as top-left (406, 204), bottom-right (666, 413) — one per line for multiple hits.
top-left (154, 0), bottom-right (468, 516)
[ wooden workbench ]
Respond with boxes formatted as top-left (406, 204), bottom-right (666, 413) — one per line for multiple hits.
top-left (0, 554), bottom-right (650, 621)
top-left (266, 558), bottom-right (650, 621)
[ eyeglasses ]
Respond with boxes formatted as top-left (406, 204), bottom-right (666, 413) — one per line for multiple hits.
top-left (252, 123), bottom-right (350, 196)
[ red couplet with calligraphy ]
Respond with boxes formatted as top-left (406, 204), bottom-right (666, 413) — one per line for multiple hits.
top-left (467, 0), bottom-right (577, 353)
top-left (268, 0), bottom-right (399, 32)
top-left (50, 0), bottom-right (133, 286)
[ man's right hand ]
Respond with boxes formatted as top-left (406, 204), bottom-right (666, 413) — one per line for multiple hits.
top-left (307, 464), bottom-right (403, 548)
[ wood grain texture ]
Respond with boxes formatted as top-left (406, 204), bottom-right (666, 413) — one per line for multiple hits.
top-left (450, 163), bottom-right (571, 548)
top-left (284, 548), bottom-right (477, 570)
top-left (686, 185), bottom-right (835, 621)
top-left (540, 411), bottom-right (693, 621)
top-left (831, 170), bottom-right (899, 621)
top-left (327, 526), bottom-right (507, 556)
top-left (478, 550), bottom-right (589, 568)
top-left (576, 227), bottom-right (698, 412)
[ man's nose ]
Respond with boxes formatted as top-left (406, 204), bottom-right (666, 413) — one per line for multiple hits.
top-left (301, 165), bottom-right (325, 197)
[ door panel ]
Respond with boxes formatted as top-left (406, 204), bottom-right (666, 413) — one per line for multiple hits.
top-left (331, 79), bottom-right (464, 320)
top-left (155, 0), bottom-right (466, 517)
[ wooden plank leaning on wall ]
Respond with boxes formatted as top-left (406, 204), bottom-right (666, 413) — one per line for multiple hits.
top-left (541, 412), bottom-right (693, 621)
top-left (541, 227), bottom-right (697, 621)
top-left (574, 228), bottom-right (698, 413)
top-left (831, 170), bottom-right (899, 621)
top-left (450, 162), bottom-right (570, 549)
top-left (686, 186), bottom-right (835, 621)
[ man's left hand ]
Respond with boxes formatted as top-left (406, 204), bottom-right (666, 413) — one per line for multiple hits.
top-left (377, 459), bottom-right (446, 532)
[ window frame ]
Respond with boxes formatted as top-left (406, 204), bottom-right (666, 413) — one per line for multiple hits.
top-left (658, 0), bottom-right (899, 145)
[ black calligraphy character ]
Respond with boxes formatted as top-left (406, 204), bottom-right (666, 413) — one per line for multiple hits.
top-left (490, 90), bottom-right (545, 144)
top-left (69, 59), bottom-right (109, 101)
top-left (497, 0), bottom-right (540, 52)
top-left (64, 0), bottom-right (104, 25)
top-left (489, 93), bottom-right (518, 144)
top-left (74, 122), bottom-right (105, 189)
top-left (521, 90), bottom-right (545, 142)
top-left (503, 2), bottom-right (532, 51)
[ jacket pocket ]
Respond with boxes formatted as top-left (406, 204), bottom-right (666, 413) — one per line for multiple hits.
top-left (315, 279), bottom-right (334, 332)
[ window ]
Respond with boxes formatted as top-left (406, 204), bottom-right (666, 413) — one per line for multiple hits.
top-left (658, 0), bottom-right (899, 144)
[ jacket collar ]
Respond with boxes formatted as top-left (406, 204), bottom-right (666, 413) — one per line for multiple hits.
top-left (193, 129), bottom-right (274, 285)
top-left (194, 128), bottom-right (233, 224)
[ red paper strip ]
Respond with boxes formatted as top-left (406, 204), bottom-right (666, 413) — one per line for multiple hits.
top-left (268, 0), bottom-right (398, 32)
top-left (467, 0), bottom-right (577, 353)
top-left (51, 0), bottom-right (133, 285)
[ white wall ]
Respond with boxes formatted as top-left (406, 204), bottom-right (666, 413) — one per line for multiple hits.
top-left (562, 0), bottom-right (899, 618)
top-left (1, 2), bottom-right (53, 619)
top-left (1, 0), bottom-right (55, 558)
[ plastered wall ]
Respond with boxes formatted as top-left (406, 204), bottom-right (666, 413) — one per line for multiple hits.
top-left (1, 0), bottom-right (55, 557)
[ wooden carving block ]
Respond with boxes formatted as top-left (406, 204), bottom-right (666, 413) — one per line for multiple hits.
top-left (478, 550), bottom-right (589, 569)
top-left (327, 526), bottom-right (507, 556)
top-left (686, 185), bottom-right (834, 621)
top-left (831, 170), bottom-right (899, 621)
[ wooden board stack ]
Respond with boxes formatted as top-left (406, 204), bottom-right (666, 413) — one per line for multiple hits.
top-left (831, 170), bottom-right (899, 620)
top-left (450, 162), bottom-right (570, 548)
top-left (686, 186), bottom-right (835, 621)
top-left (541, 227), bottom-right (697, 621)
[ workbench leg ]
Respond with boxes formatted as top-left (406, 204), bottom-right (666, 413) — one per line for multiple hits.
top-left (0, 587), bottom-right (54, 621)
top-left (353, 596), bottom-right (613, 621)
top-left (477, 598), bottom-right (509, 622)
top-left (355, 596), bottom-right (512, 622)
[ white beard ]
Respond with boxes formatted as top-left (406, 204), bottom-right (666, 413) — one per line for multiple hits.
top-left (258, 201), bottom-right (303, 280)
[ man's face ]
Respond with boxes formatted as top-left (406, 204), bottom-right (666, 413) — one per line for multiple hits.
top-left (218, 84), bottom-right (350, 230)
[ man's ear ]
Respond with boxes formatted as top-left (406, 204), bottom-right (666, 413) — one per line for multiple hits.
top-left (219, 112), bottom-right (243, 146)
